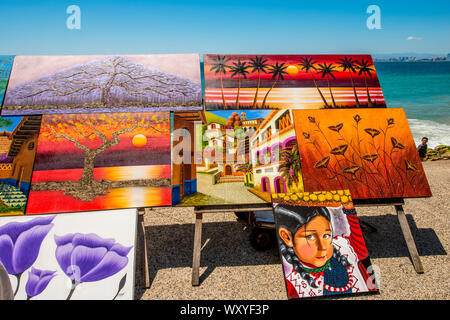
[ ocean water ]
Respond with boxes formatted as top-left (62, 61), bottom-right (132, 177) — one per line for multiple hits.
top-left (375, 62), bottom-right (450, 148)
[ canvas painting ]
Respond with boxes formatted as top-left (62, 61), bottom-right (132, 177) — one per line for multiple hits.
top-left (0, 209), bottom-right (137, 300)
top-left (173, 110), bottom-right (278, 206)
top-left (204, 54), bottom-right (386, 110)
top-left (0, 116), bottom-right (41, 216)
top-left (2, 54), bottom-right (202, 115)
top-left (293, 108), bottom-right (431, 199)
top-left (272, 190), bottom-right (378, 298)
top-left (0, 55), bottom-right (14, 106)
top-left (173, 109), bottom-right (307, 206)
top-left (26, 112), bottom-right (171, 214)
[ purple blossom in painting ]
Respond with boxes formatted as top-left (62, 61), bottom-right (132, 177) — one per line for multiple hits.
top-left (0, 216), bottom-right (55, 276)
top-left (54, 233), bottom-right (132, 299)
top-left (0, 216), bottom-right (55, 296)
top-left (25, 267), bottom-right (56, 299)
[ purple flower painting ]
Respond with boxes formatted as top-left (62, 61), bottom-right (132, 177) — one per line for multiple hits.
top-left (0, 209), bottom-right (137, 299)
top-left (0, 216), bottom-right (55, 295)
top-left (54, 233), bottom-right (133, 299)
top-left (25, 268), bottom-right (56, 300)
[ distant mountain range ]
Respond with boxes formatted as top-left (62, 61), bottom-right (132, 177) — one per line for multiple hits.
top-left (372, 53), bottom-right (448, 59)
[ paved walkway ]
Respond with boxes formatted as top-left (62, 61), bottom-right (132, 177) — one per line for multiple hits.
top-left (191, 172), bottom-right (265, 205)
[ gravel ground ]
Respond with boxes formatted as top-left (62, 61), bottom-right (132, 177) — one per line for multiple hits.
top-left (135, 160), bottom-right (449, 300)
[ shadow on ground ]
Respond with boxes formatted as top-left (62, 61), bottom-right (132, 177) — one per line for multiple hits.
top-left (135, 213), bottom-right (446, 298)
top-left (360, 214), bottom-right (447, 258)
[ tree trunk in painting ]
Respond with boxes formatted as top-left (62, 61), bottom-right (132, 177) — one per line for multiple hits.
top-left (261, 77), bottom-right (279, 109)
top-left (235, 75), bottom-right (241, 108)
top-left (348, 71), bottom-right (360, 107)
top-left (309, 71), bottom-right (329, 107)
top-left (364, 74), bottom-right (374, 107)
top-left (252, 70), bottom-right (261, 109)
top-left (220, 73), bottom-right (227, 109)
top-left (327, 76), bottom-right (337, 108)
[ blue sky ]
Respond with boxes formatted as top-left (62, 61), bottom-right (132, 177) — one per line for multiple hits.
top-left (0, 0), bottom-right (448, 56)
top-left (0, 116), bottom-right (23, 131)
top-left (211, 110), bottom-right (271, 121)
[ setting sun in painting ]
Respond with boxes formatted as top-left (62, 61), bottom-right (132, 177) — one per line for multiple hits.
top-left (132, 134), bottom-right (147, 147)
top-left (286, 65), bottom-right (299, 75)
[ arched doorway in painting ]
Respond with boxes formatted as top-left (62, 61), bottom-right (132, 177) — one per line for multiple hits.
top-left (224, 164), bottom-right (233, 175)
top-left (261, 177), bottom-right (271, 193)
top-left (274, 177), bottom-right (287, 194)
top-left (282, 137), bottom-right (297, 150)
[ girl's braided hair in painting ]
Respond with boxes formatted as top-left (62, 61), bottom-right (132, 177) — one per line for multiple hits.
top-left (275, 204), bottom-right (351, 288)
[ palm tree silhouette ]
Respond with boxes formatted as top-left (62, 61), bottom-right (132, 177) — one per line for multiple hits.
top-left (248, 56), bottom-right (269, 109)
top-left (209, 55), bottom-right (230, 109)
top-left (337, 56), bottom-right (360, 107)
top-left (357, 59), bottom-right (376, 106)
top-left (261, 62), bottom-right (288, 108)
top-left (317, 62), bottom-right (338, 108)
top-left (229, 59), bottom-right (250, 108)
top-left (298, 57), bottom-right (329, 107)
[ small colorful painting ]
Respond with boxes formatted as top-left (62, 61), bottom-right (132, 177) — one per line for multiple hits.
top-left (26, 112), bottom-right (171, 214)
top-left (173, 110), bottom-right (273, 206)
top-left (272, 190), bottom-right (378, 298)
top-left (293, 108), bottom-right (431, 199)
top-left (0, 55), bottom-right (14, 106)
top-left (2, 54), bottom-right (202, 115)
top-left (204, 54), bottom-right (386, 110)
top-left (0, 209), bottom-right (137, 300)
top-left (0, 115), bottom-right (41, 216)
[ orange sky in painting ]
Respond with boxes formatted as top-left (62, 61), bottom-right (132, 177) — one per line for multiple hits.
top-left (37, 112), bottom-right (170, 154)
top-left (204, 54), bottom-right (381, 85)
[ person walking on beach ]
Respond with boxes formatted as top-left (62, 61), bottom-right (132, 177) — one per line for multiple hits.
top-left (417, 137), bottom-right (428, 160)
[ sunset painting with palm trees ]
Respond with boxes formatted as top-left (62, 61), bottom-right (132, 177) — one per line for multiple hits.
top-left (204, 54), bottom-right (386, 110)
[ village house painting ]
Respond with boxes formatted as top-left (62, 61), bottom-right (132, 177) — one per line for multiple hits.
top-left (172, 110), bottom-right (303, 206)
top-left (250, 110), bottom-right (304, 202)
top-left (0, 116), bottom-right (41, 215)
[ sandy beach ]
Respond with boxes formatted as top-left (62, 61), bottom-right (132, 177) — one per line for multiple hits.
top-left (135, 160), bottom-right (449, 300)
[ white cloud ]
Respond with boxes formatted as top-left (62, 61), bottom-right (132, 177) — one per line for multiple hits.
top-left (407, 36), bottom-right (423, 40)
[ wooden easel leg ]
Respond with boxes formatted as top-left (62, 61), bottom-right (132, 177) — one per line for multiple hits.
top-left (138, 209), bottom-right (151, 288)
top-left (192, 211), bottom-right (203, 286)
top-left (395, 205), bottom-right (424, 274)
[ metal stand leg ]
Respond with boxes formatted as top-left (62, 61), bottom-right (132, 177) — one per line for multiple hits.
top-left (138, 209), bottom-right (151, 288)
top-left (395, 205), bottom-right (424, 274)
top-left (192, 212), bottom-right (203, 286)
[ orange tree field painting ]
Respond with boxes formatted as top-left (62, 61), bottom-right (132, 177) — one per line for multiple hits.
top-left (293, 109), bottom-right (431, 200)
top-left (26, 112), bottom-right (171, 214)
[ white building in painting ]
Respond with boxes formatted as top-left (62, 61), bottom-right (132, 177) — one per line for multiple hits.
top-left (249, 110), bottom-right (302, 195)
top-left (201, 122), bottom-right (236, 173)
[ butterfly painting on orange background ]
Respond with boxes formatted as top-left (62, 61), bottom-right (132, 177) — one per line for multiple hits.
top-left (26, 112), bottom-right (171, 214)
top-left (204, 54), bottom-right (386, 110)
top-left (292, 108), bottom-right (431, 200)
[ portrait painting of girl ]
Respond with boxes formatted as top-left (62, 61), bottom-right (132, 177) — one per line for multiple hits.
top-left (273, 194), bottom-right (378, 298)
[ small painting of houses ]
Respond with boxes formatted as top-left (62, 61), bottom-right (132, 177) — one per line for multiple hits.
top-left (0, 116), bottom-right (41, 215)
top-left (173, 110), bottom-right (295, 206)
top-left (249, 110), bottom-right (304, 201)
